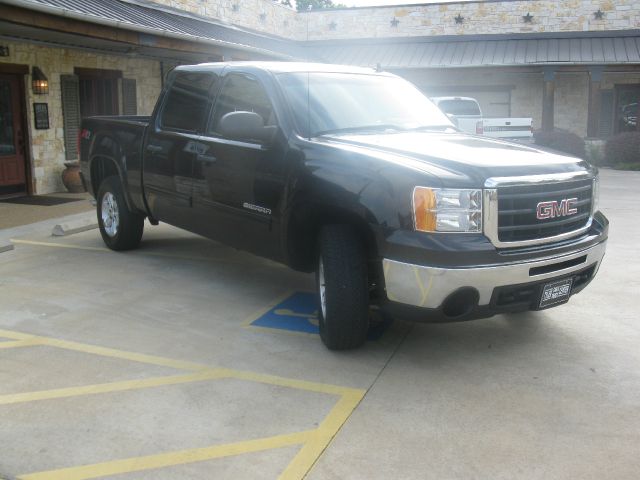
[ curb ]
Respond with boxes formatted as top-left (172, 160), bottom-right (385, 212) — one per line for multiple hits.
top-left (52, 218), bottom-right (98, 237)
top-left (0, 242), bottom-right (14, 253)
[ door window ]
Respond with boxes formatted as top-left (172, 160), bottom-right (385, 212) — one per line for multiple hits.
top-left (208, 74), bottom-right (275, 136)
top-left (160, 71), bottom-right (218, 133)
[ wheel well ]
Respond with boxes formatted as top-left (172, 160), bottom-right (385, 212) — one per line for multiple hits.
top-left (286, 205), bottom-right (378, 274)
top-left (90, 156), bottom-right (120, 195)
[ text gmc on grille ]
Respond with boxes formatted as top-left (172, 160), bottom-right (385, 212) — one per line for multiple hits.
top-left (497, 179), bottom-right (593, 242)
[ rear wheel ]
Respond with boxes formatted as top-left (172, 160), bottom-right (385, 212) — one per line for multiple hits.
top-left (316, 225), bottom-right (369, 350)
top-left (97, 175), bottom-right (144, 251)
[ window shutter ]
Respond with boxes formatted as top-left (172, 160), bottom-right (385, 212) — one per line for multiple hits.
top-left (60, 74), bottom-right (81, 160)
top-left (121, 78), bottom-right (137, 115)
top-left (598, 89), bottom-right (614, 138)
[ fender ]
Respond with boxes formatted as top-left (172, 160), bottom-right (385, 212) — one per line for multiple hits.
top-left (85, 127), bottom-right (150, 217)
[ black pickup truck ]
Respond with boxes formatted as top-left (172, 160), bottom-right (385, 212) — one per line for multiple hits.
top-left (80, 62), bottom-right (608, 350)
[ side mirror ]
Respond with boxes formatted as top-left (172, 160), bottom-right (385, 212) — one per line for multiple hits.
top-left (218, 111), bottom-right (273, 143)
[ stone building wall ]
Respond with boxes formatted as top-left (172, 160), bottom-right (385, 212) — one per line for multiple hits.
top-left (151, 0), bottom-right (640, 41)
top-left (554, 73), bottom-right (590, 137)
top-left (299, 0), bottom-right (640, 40)
top-left (149, 0), bottom-right (301, 39)
top-left (0, 41), bottom-right (161, 194)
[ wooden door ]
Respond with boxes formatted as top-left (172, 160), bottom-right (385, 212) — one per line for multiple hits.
top-left (0, 74), bottom-right (26, 189)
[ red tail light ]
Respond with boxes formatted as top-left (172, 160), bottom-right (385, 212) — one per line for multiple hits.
top-left (476, 121), bottom-right (484, 135)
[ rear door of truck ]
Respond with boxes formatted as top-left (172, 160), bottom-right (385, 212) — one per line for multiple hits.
top-left (142, 69), bottom-right (218, 229)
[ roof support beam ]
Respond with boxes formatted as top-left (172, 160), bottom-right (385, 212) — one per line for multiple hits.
top-left (542, 67), bottom-right (556, 132)
top-left (588, 66), bottom-right (605, 138)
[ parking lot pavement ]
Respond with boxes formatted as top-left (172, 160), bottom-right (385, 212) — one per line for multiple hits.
top-left (1, 169), bottom-right (639, 479)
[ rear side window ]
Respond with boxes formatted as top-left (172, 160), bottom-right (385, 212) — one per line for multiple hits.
top-left (437, 99), bottom-right (481, 116)
top-left (160, 71), bottom-right (218, 132)
top-left (208, 74), bottom-right (275, 136)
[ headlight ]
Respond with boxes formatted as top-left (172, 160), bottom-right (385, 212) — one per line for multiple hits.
top-left (592, 176), bottom-right (600, 213)
top-left (413, 187), bottom-right (482, 233)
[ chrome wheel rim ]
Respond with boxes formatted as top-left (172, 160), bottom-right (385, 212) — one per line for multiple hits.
top-left (101, 192), bottom-right (119, 238)
top-left (318, 257), bottom-right (326, 319)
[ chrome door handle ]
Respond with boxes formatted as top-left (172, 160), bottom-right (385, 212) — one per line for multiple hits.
top-left (146, 144), bottom-right (162, 153)
top-left (197, 153), bottom-right (217, 163)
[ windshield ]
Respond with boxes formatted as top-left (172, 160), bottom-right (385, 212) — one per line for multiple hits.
top-left (436, 99), bottom-right (481, 116)
top-left (276, 72), bottom-right (454, 137)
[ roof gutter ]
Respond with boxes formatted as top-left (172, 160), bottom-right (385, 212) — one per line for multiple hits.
top-left (0, 0), bottom-right (295, 60)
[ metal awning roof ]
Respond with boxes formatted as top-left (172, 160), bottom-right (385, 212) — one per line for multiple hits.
top-left (3, 0), bottom-right (305, 59)
top-left (307, 31), bottom-right (640, 68)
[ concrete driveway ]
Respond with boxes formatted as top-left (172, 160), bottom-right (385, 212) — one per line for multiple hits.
top-left (0, 169), bottom-right (638, 479)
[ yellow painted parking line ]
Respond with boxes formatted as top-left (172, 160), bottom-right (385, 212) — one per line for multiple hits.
top-left (280, 389), bottom-right (364, 480)
top-left (9, 238), bottom-right (285, 267)
top-left (0, 329), bottom-right (210, 372)
top-left (0, 329), bottom-right (35, 340)
top-left (10, 239), bottom-right (108, 253)
top-left (0, 328), bottom-right (366, 480)
top-left (0, 338), bottom-right (42, 349)
top-left (18, 430), bottom-right (314, 480)
top-left (0, 369), bottom-right (226, 406)
top-left (222, 367), bottom-right (364, 398)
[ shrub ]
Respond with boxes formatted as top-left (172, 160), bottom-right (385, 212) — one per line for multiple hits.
top-left (534, 129), bottom-right (586, 159)
top-left (605, 132), bottom-right (640, 168)
top-left (585, 141), bottom-right (606, 166)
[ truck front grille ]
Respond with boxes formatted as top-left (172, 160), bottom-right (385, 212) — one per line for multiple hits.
top-left (497, 179), bottom-right (593, 243)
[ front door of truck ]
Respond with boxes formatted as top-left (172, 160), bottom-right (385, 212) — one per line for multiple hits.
top-left (142, 70), bottom-right (218, 229)
top-left (192, 72), bottom-right (286, 260)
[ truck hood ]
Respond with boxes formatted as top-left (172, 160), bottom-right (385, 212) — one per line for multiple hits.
top-left (317, 131), bottom-right (588, 186)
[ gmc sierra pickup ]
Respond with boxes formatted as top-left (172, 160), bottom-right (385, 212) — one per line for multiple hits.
top-left (80, 62), bottom-right (608, 350)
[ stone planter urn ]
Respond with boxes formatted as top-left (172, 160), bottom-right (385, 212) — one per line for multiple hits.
top-left (61, 161), bottom-right (85, 193)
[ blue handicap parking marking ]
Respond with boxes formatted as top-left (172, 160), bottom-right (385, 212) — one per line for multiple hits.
top-left (252, 292), bottom-right (319, 334)
top-left (250, 291), bottom-right (393, 340)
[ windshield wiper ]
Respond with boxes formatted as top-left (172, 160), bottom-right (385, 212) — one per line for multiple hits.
top-left (314, 124), bottom-right (406, 136)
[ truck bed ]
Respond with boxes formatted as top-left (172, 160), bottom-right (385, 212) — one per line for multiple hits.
top-left (79, 115), bottom-right (151, 212)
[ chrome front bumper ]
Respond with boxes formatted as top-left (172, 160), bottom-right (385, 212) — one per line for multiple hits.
top-left (383, 240), bottom-right (606, 309)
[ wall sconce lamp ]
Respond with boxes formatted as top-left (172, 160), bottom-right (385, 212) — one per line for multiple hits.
top-left (32, 67), bottom-right (49, 94)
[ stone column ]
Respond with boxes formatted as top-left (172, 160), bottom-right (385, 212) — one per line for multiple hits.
top-left (542, 67), bottom-right (556, 132)
top-left (587, 66), bottom-right (604, 138)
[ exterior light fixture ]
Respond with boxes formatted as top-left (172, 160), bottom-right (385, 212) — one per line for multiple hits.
top-left (32, 67), bottom-right (49, 95)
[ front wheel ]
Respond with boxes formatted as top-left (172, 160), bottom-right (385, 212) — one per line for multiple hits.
top-left (316, 225), bottom-right (369, 350)
top-left (97, 176), bottom-right (144, 251)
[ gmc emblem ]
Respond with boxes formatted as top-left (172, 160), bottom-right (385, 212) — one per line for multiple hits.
top-left (536, 198), bottom-right (578, 220)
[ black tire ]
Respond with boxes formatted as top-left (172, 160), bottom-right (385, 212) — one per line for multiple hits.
top-left (316, 224), bottom-right (369, 350)
top-left (96, 175), bottom-right (144, 251)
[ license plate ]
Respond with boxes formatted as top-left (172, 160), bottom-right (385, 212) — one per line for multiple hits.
top-left (539, 278), bottom-right (573, 308)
